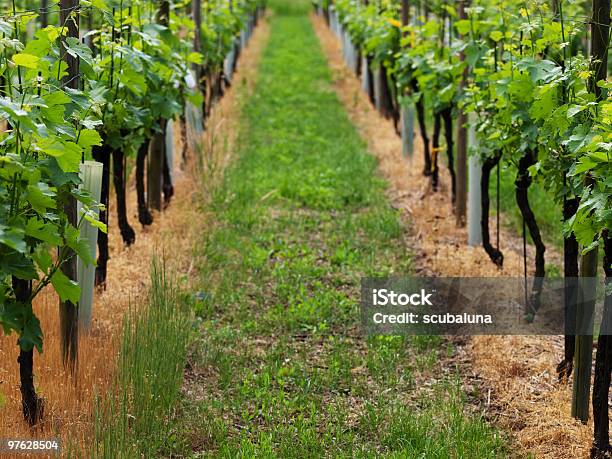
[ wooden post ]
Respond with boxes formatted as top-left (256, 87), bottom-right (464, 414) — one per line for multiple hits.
top-left (193, 0), bottom-right (202, 57)
top-left (592, 235), bottom-right (612, 453)
top-left (401, 0), bottom-right (409, 26)
top-left (40, 0), bottom-right (48, 28)
top-left (227, 0), bottom-right (236, 80)
top-left (552, 0), bottom-right (560, 17)
top-left (59, 0), bottom-right (80, 371)
top-left (148, 0), bottom-right (170, 211)
top-left (572, 248), bottom-right (599, 422)
top-left (455, 0), bottom-right (468, 227)
top-left (400, 0), bottom-right (414, 160)
top-left (148, 126), bottom-right (165, 211)
top-left (588, 0), bottom-right (610, 99)
top-left (577, 0), bottom-right (612, 433)
top-left (192, 0), bottom-right (207, 129)
top-left (572, 0), bottom-right (610, 424)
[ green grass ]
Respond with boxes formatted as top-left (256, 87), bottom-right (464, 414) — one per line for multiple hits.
top-left (171, 5), bottom-right (508, 458)
top-left (267, 0), bottom-right (311, 15)
top-left (70, 261), bottom-right (193, 458)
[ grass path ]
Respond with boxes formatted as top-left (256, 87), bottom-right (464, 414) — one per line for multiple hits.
top-left (172, 3), bottom-right (508, 457)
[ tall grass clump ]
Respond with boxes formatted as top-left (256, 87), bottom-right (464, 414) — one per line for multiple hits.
top-left (75, 260), bottom-right (192, 458)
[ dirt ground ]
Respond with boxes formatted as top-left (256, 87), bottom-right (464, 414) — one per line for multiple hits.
top-left (311, 13), bottom-right (592, 459)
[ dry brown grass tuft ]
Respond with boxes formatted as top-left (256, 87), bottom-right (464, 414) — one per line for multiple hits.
top-left (312, 13), bottom-right (591, 459)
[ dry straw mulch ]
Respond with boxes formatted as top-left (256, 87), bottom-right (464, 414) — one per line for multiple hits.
top-left (0, 16), bottom-right (270, 455)
top-left (312, 13), bottom-right (591, 459)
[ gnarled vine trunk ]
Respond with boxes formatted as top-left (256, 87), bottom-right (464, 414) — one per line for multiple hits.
top-left (431, 111), bottom-right (441, 191)
top-left (162, 123), bottom-right (174, 206)
top-left (410, 79), bottom-right (431, 176)
top-left (481, 152), bottom-right (504, 267)
top-left (198, 69), bottom-right (209, 128)
top-left (377, 67), bottom-right (398, 130)
top-left (366, 55), bottom-right (375, 105)
top-left (557, 196), bottom-right (579, 381)
top-left (213, 70), bottom-right (225, 103)
top-left (441, 106), bottom-right (456, 204)
top-left (18, 347), bottom-right (44, 426)
top-left (92, 144), bottom-right (112, 287)
top-left (111, 149), bottom-right (136, 245)
top-left (180, 115), bottom-right (189, 166)
top-left (13, 277), bottom-right (44, 426)
top-left (136, 140), bottom-right (153, 226)
top-left (515, 148), bottom-right (546, 317)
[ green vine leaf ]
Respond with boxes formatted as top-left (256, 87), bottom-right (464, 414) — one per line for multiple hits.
top-left (51, 270), bottom-right (80, 304)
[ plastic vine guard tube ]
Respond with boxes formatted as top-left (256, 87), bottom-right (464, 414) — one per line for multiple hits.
top-left (401, 103), bottom-right (414, 159)
top-left (166, 120), bottom-right (174, 184)
top-left (77, 160), bottom-right (104, 330)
